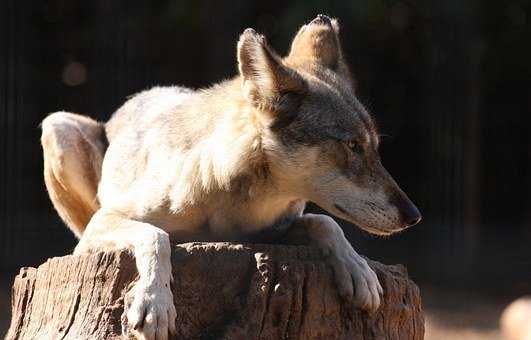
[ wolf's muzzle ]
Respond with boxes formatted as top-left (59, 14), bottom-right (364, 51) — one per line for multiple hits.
top-left (389, 191), bottom-right (422, 228)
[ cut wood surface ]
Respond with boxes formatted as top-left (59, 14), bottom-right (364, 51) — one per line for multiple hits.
top-left (7, 243), bottom-right (424, 339)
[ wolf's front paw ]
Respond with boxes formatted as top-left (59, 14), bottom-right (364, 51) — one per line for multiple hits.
top-left (329, 251), bottom-right (383, 312)
top-left (123, 280), bottom-right (177, 340)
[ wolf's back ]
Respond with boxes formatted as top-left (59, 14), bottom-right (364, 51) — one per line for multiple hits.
top-left (41, 112), bottom-right (107, 238)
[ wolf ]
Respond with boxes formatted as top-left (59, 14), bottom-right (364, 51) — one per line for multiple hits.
top-left (40, 15), bottom-right (421, 340)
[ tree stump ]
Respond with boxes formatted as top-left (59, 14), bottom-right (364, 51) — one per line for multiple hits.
top-left (6, 243), bottom-right (424, 339)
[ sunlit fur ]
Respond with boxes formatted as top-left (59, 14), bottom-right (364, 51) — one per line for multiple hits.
top-left (41, 15), bottom-right (421, 336)
top-left (96, 20), bottom-right (417, 238)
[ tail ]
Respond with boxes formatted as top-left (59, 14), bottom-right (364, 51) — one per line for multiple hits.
top-left (41, 112), bottom-right (107, 238)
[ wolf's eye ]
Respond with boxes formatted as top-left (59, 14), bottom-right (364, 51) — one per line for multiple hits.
top-left (346, 140), bottom-right (362, 154)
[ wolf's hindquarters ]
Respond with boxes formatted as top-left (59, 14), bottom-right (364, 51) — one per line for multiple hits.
top-left (41, 112), bottom-right (106, 237)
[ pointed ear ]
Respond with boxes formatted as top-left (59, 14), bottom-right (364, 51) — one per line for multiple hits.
top-left (237, 28), bottom-right (306, 113)
top-left (287, 14), bottom-right (347, 73)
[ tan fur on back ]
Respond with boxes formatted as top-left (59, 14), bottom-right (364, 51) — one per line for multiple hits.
top-left (41, 15), bottom-right (419, 240)
top-left (40, 17), bottom-right (421, 337)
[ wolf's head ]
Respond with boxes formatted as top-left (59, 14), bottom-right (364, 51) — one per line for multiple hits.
top-left (237, 15), bottom-right (421, 235)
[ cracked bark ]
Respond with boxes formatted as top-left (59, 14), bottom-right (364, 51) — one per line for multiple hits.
top-left (6, 243), bottom-right (424, 339)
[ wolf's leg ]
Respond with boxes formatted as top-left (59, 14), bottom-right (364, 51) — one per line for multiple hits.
top-left (41, 112), bottom-right (106, 237)
top-left (287, 213), bottom-right (383, 312)
top-left (76, 209), bottom-right (176, 340)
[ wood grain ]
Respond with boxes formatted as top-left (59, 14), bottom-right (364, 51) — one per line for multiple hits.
top-left (7, 243), bottom-right (424, 339)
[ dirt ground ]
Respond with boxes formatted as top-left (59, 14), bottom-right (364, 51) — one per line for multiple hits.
top-left (0, 274), bottom-right (514, 339)
top-left (426, 316), bottom-right (502, 340)
top-left (423, 285), bottom-right (507, 340)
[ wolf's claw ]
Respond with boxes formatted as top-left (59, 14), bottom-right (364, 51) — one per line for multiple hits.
top-left (330, 250), bottom-right (382, 312)
top-left (124, 279), bottom-right (176, 340)
top-left (301, 214), bottom-right (383, 312)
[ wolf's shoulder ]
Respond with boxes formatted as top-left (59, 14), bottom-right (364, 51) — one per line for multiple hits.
top-left (119, 85), bottom-right (194, 118)
top-left (127, 86), bottom-right (194, 102)
top-left (105, 85), bottom-right (194, 141)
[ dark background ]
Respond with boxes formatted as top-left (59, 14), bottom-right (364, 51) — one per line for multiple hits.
top-left (1, 0), bottom-right (530, 335)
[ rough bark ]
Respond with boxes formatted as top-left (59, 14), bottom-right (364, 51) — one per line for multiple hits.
top-left (6, 243), bottom-right (424, 339)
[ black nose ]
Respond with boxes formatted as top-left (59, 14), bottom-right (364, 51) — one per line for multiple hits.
top-left (405, 211), bottom-right (422, 227)
top-left (389, 192), bottom-right (422, 228)
top-left (402, 203), bottom-right (422, 227)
